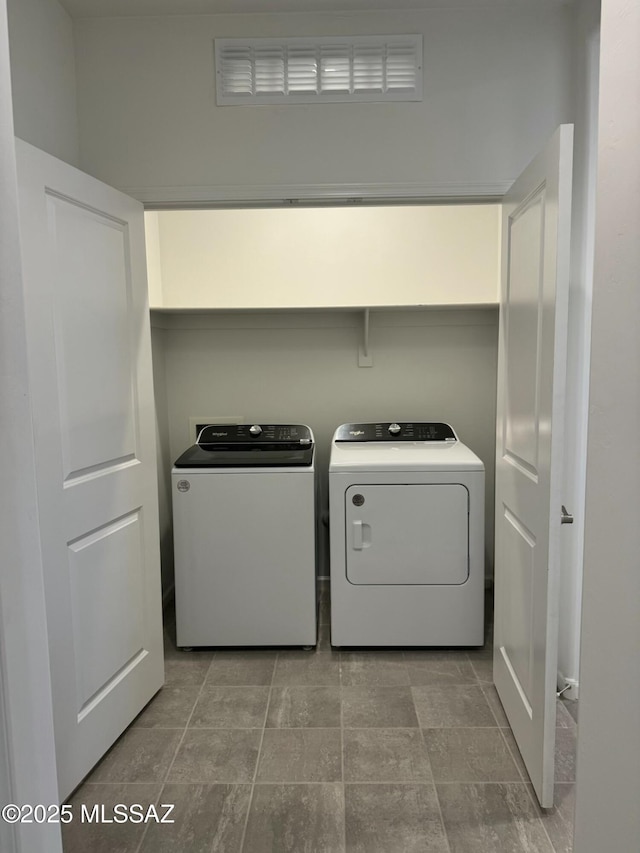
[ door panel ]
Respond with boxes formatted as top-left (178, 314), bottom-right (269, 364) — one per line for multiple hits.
top-left (345, 484), bottom-right (469, 585)
top-left (49, 193), bottom-right (137, 479)
top-left (494, 125), bottom-right (573, 808)
top-left (500, 507), bottom-right (536, 709)
top-left (68, 511), bottom-right (146, 711)
top-left (503, 189), bottom-right (545, 478)
top-left (16, 139), bottom-right (164, 799)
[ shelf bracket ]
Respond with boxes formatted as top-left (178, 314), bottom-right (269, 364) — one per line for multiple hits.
top-left (358, 308), bottom-right (373, 368)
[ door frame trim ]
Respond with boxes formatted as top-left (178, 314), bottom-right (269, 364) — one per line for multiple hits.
top-left (1, 4), bottom-right (62, 850)
top-left (122, 180), bottom-right (509, 208)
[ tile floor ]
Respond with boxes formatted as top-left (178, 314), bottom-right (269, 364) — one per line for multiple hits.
top-left (62, 585), bottom-right (577, 852)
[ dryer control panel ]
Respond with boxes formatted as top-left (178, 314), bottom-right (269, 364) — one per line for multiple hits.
top-left (335, 422), bottom-right (457, 442)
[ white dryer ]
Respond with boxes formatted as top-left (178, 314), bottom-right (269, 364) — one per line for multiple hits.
top-left (329, 422), bottom-right (484, 647)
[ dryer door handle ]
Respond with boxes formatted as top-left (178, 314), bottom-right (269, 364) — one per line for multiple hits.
top-left (352, 520), bottom-right (371, 550)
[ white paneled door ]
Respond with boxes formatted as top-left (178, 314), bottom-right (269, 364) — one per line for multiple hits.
top-left (15, 140), bottom-right (164, 800)
top-left (494, 125), bottom-right (573, 808)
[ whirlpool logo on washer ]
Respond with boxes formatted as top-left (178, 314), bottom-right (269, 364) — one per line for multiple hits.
top-left (176, 480), bottom-right (191, 493)
top-left (349, 430), bottom-right (365, 436)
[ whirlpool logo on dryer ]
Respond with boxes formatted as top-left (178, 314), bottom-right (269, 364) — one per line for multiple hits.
top-left (349, 430), bottom-right (365, 436)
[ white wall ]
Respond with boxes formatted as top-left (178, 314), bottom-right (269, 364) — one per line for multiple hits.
top-left (145, 211), bottom-right (165, 308)
top-left (73, 6), bottom-right (572, 198)
top-left (148, 205), bottom-right (500, 309)
top-left (574, 0), bottom-right (640, 848)
top-left (153, 308), bottom-right (498, 583)
top-left (149, 204), bottom-right (499, 596)
top-left (7, 0), bottom-right (79, 165)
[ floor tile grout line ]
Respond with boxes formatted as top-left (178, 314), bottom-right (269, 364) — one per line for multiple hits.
top-left (132, 780), bottom-right (168, 853)
top-left (237, 655), bottom-right (276, 853)
top-left (158, 657), bottom-right (215, 787)
top-left (417, 724), bottom-right (504, 730)
top-left (132, 661), bottom-right (209, 853)
top-left (422, 725), bottom-right (522, 731)
top-left (427, 780), bottom-right (539, 786)
top-left (433, 779), bottom-right (557, 852)
top-left (339, 633), bottom-right (347, 853)
top-left (168, 725), bottom-right (270, 731)
top-left (421, 725), bottom-right (511, 731)
top-left (83, 778), bottom-right (564, 787)
top-left (517, 769), bottom-right (564, 852)
top-left (416, 696), bottom-right (452, 853)
top-left (125, 722), bottom-right (538, 734)
top-left (347, 724), bottom-right (504, 732)
top-left (76, 774), bottom-right (166, 853)
top-left (427, 778), bottom-right (542, 785)
top-left (242, 725), bottom-right (345, 731)
top-left (496, 726), bottom-right (530, 784)
top-left (530, 790), bottom-right (563, 853)
top-left (85, 778), bottom-right (476, 786)
top-left (482, 683), bottom-right (507, 728)
top-left (493, 755), bottom-right (560, 853)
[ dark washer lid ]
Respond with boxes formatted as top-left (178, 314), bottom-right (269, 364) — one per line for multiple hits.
top-left (174, 446), bottom-right (314, 468)
top-left (174, 423), bottom-right (314, 468)
top-left (334, 422), bottom-right (457, 442)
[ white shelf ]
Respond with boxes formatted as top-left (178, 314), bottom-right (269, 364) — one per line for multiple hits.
top-left (149, 302), bottom-right (498, 314)
top-left (149, 305), bottom-right (499, 366)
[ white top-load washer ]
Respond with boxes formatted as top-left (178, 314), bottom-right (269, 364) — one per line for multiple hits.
top-left (172, 423), bottom-right (317, 648)
top-left (329, 422), bottom-right (484, 647)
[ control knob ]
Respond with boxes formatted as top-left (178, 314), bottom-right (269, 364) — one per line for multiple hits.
top-left (249, 424), bottom-right (262, 436)
top-left (388, 423), bottom-right (401, 435)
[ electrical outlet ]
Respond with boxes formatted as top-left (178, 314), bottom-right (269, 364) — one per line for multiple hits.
top-left (189, 415), bottom-right (244, 443)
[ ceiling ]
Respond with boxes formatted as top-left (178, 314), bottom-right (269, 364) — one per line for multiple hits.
top-left (59, 0), bottom-right (557, 19)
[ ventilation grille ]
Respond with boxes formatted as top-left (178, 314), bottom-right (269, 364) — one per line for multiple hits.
top-left (215, 36), bottom-right (423, 105)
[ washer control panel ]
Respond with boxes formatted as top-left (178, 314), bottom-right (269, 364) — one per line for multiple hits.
top-left (335, 422), bottom-right (457, 442)
top-left (198, 424), bottom-right (312, 446)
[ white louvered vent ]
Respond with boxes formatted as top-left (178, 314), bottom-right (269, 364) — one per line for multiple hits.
top-left (215, 36), bottom-right (422, 105)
